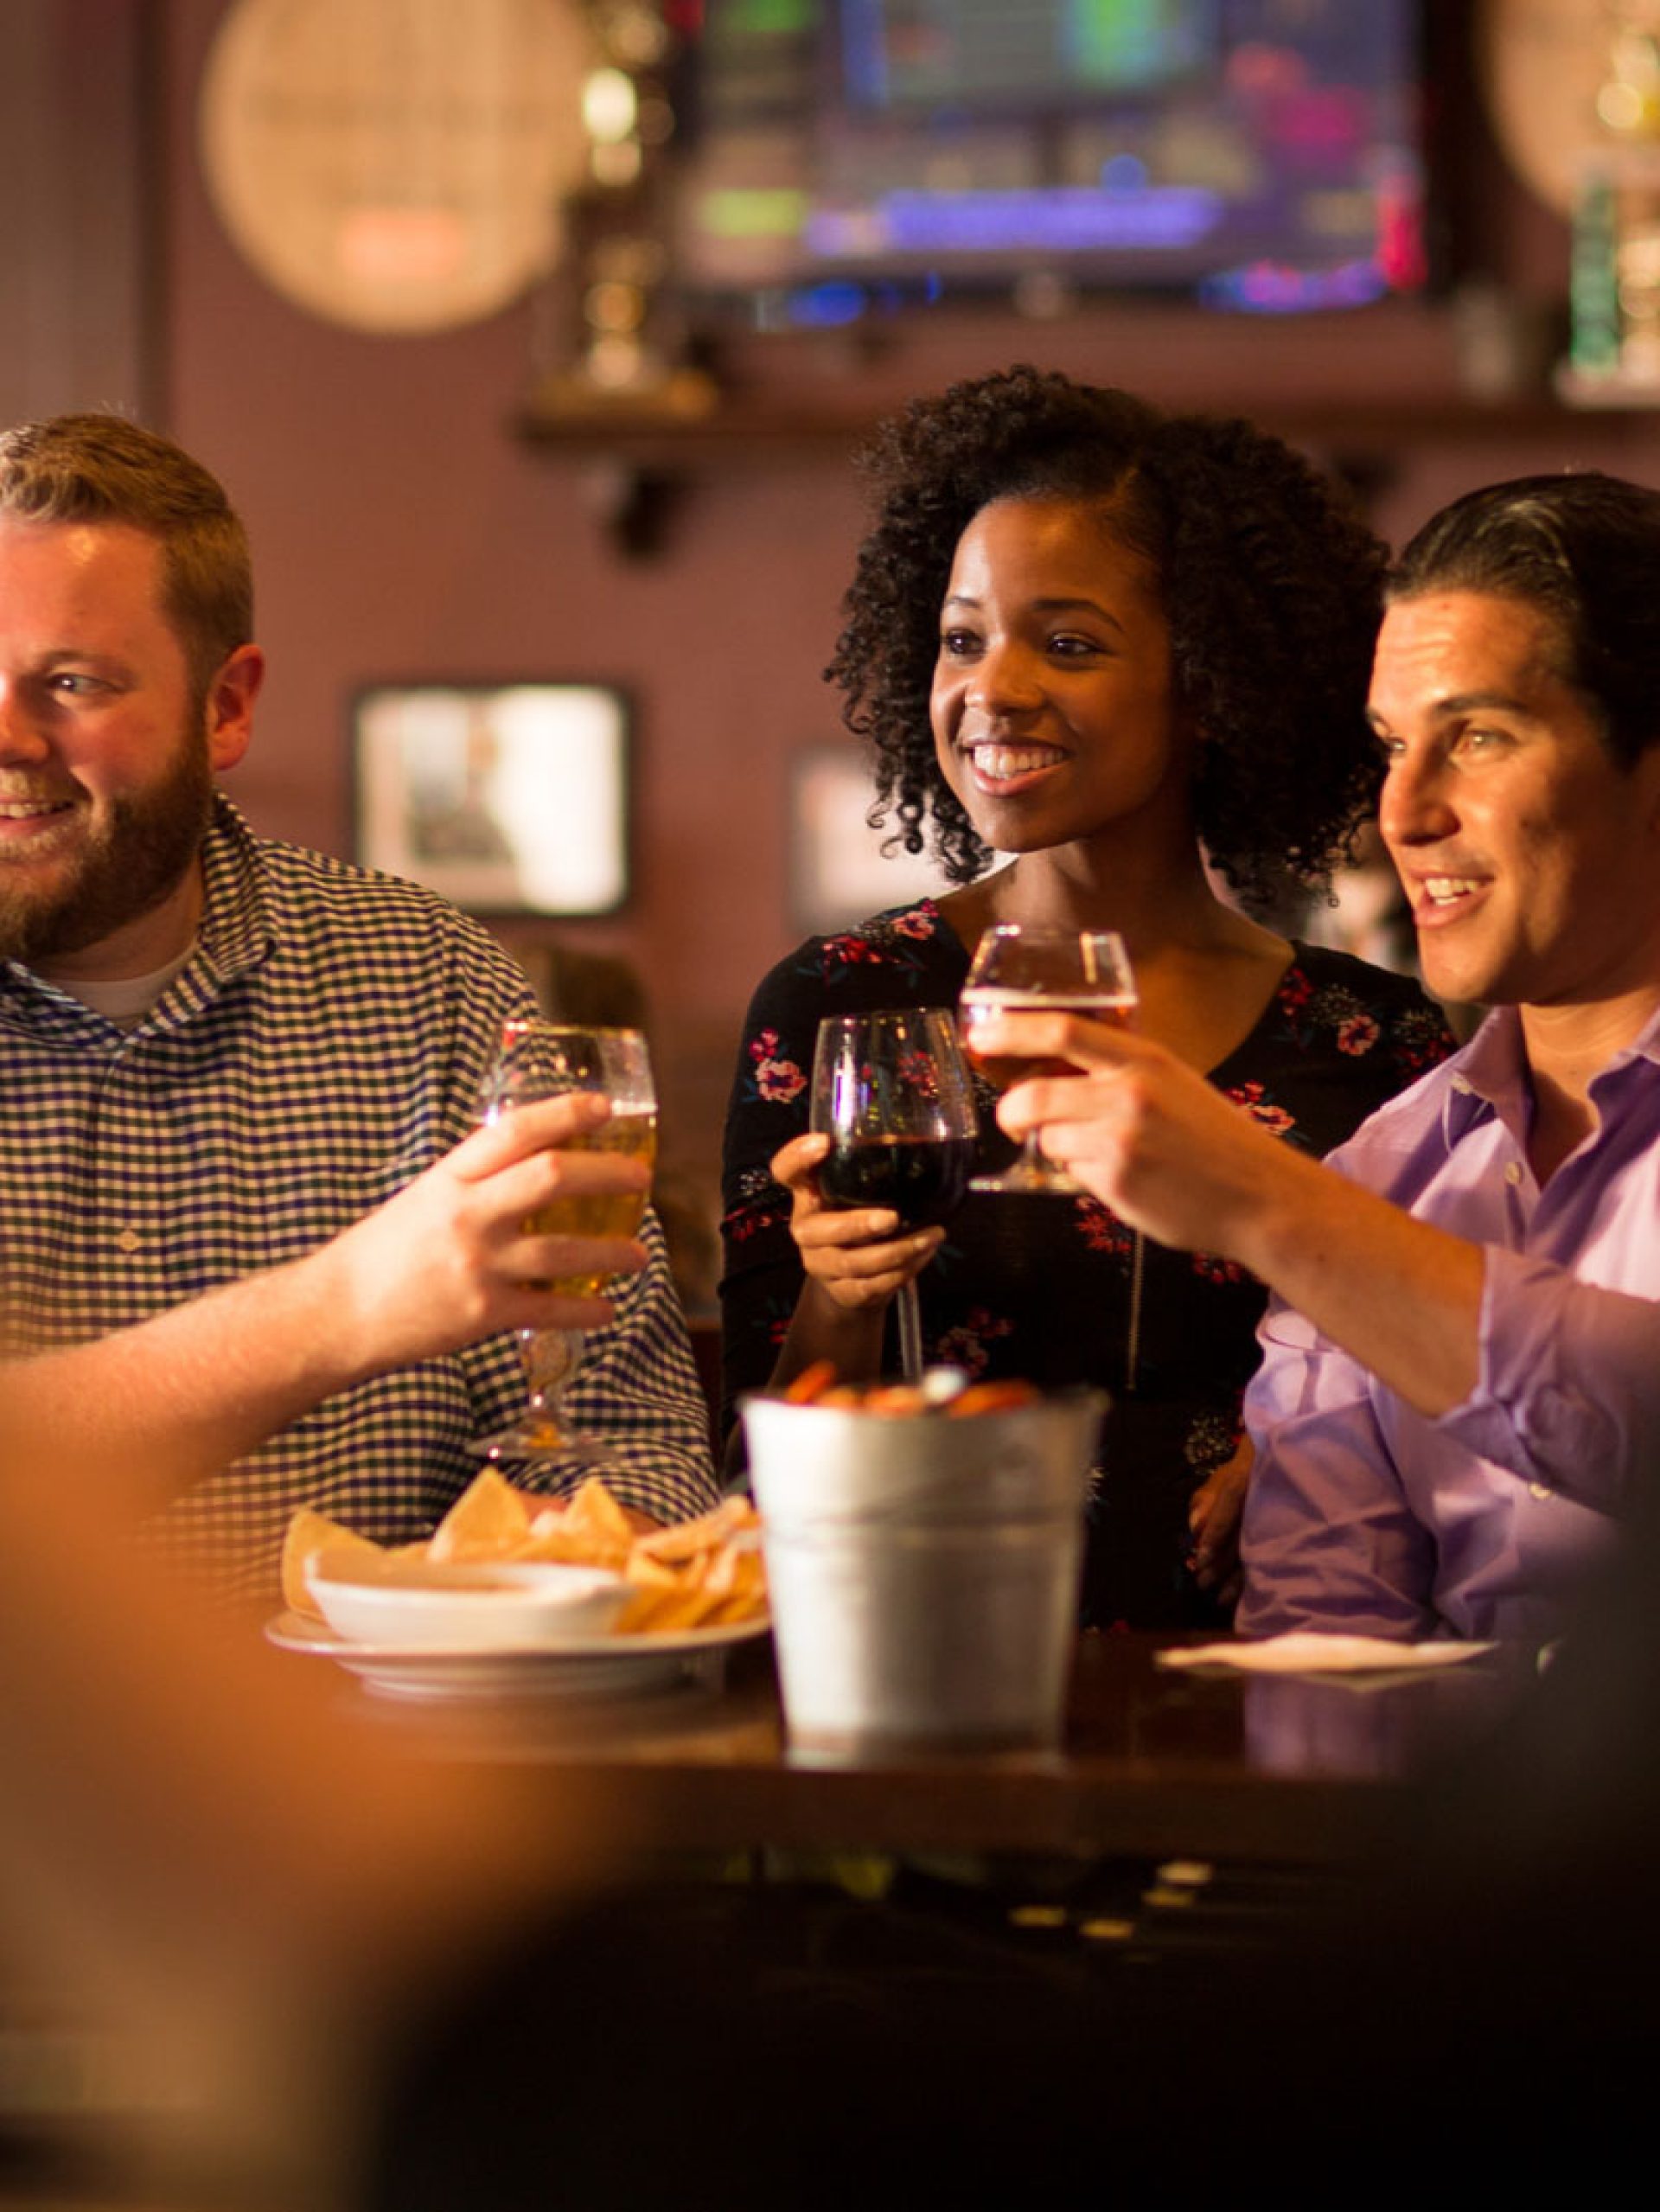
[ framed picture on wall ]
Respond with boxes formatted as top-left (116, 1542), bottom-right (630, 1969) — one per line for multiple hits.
top-left (352, 681), bottom-right (629, 917)
top-left (788, 744), bottom-right (954, 934)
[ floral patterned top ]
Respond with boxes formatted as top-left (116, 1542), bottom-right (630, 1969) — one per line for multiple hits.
top-left (720, 901), bottom-right (1455, 1631)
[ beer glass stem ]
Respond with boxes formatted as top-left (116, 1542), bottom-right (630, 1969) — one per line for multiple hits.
top-left (521, 1326), bottom-right (584, 1438)
top-left (896, 1282), bottom-right (924, 1383)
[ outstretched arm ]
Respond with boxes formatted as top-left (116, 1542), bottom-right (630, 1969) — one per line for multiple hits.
top-left (995, 1009), bottom-right (1660, 1520)
top-left (990, 1011), bottom-right (1484, 1413)
top-left (6, 1091), bottom-right (649, 1517)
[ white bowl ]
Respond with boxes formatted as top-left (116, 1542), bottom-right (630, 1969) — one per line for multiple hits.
top-left (306, 1551), bottom-right (629, 1650)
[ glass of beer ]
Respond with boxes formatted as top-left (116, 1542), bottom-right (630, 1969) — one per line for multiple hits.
top-left (469, 1019), bottom-right (657, 1467)
top-left (958, 925), bottom-right (1137, 1195)
top-left (809, 1007), bottom-right (978, 1380)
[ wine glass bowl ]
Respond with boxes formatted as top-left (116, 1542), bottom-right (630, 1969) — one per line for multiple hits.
top-left (809, 1008), bottom-right (978, 1379)
top-left (958, 925), bottom-right (1138, 1195)
top-left (471, 1020), bottom-right (656, 1465)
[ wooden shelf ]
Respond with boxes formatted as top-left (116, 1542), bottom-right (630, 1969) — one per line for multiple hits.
top-left (513, 398), bottom-right (877, 470)
top-left (511, 318), bottom-right (1660, 552)
top-left (516, 387), bottom-right (1660, 461)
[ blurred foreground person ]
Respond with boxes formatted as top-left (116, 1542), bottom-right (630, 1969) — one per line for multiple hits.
top-left (0, 1121), bottom-right (722, 2203)
top-left (3, 1332), bottom-right (1657, 2209)
top-left (0, 1370), bottom-right (618, 2211)
top-left (0, 414), bottom-right (715, 1594)
top-left (992, 472), bottom-right (1660, 1644)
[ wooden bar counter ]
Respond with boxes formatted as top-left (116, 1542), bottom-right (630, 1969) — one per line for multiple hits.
top-left (351, 1631), bottom-right (1532, 1869)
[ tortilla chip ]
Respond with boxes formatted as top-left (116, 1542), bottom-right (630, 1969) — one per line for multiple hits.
top-left (426, 1469), bottom-right (535, 1563)
top-left (278, 1470), bottom-right (767, 1638)
top-left (614, 1550), bottom-right (690, 1632)
top-left (623, 1544), bottom-right (759, 1632)
top-left (516, 1513), bottom-right (631, 1571)
top-left (621, 1582), bottom-right (726, 1633)
top-left (561, 1476), bottom-right (635, 1546)
top-left (634, 1496), bottom-right (757, 1564)
top-left (280, 1510), bottom-right (384, 1620)
top-left (622, 1550), bottom-right (678, 1590)
top-left (701, 1545), bottom-right (768, 1624)
top-left (615, 1561), bottom-right (686, 1633)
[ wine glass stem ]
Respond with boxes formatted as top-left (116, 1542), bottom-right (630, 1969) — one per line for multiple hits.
top-left (895, 1282), bottom-right (924, 1382)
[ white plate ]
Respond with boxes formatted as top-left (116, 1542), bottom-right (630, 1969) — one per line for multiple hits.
top-left (265, 1609), bottom-right (769, 1702)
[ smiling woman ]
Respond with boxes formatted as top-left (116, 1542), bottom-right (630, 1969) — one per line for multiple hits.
top-left (721, 367), bottom-right (1455, 1630)
top-left (932, 502), bottom-right (1188, 869)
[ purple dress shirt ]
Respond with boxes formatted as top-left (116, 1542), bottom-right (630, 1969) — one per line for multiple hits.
top-left (1238, 1002), bottom-right (1660, 1644)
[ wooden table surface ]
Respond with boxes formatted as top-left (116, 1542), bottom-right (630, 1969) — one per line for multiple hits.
top-left (349, 1631), bottom-right (1532, 1867)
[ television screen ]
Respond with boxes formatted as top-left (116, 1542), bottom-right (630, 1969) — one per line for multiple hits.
top-left (673, 0), bottom-right (1426, 322)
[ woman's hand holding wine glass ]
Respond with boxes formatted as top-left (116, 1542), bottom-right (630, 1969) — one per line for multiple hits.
top-left (769, 1008), bottom-right (977, 1383)
top-left (771, 1130), bottom-right (948, 1312)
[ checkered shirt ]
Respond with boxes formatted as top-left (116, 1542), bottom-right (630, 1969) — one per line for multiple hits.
top-left (0, 800), bottom-right (717, 1598)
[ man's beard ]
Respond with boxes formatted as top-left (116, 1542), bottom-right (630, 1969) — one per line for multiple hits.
top-left (0, 729), bottom-right (217, 969)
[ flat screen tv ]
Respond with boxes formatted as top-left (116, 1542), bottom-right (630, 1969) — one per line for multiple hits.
top-left (672, 0), bottom-right (1426, 323)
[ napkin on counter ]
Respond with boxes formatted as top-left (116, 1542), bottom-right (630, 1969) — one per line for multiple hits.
top-left (1157, 1632), bottom-right (1497, 1676)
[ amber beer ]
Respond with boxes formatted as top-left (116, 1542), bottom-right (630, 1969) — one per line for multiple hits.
top-left (958, 990), bottom-right (1136, 1093)
top-left (524, 1108), bottom-right (659, 1295)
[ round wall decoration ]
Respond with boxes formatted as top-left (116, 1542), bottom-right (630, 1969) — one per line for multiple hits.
top-left (199, 0), bottom-right (591, 335)
top-left (1477, 0), bottom-right (1625, 217)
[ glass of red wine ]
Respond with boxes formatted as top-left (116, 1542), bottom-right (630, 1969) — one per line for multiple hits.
top-left (957, 924), bottom-right (1138, 1195)
top-left (809, 1007), bottom-right (979, 1381)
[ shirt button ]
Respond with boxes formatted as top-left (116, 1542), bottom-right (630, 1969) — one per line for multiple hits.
top-left (114, 1227), bottom-right (142, 1255)
top-left (1450, 1074), bottom-right (1472, 1094)
top-left (1504, 1160), bottom-right (1524, 1186)
top-left (1529, 1482), bottom-right (1552, 1501)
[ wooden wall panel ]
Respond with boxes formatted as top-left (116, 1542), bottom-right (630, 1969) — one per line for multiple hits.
top-left (0, 0), bottom-right (154, 425)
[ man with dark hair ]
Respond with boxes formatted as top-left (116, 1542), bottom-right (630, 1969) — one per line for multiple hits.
top-left (1388, 470), bottom-right (1660, 771)
top-left (0, 412), bottom-right (715, 1594)
top-left (986, 470), bottom-right (1660, 1641)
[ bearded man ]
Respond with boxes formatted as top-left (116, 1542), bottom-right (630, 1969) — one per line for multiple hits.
top-left (0, 414), bottom-right (714, 1594)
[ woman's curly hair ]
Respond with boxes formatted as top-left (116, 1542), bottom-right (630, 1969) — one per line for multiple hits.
top-left (827, 364), bottom-right (1389, 911)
